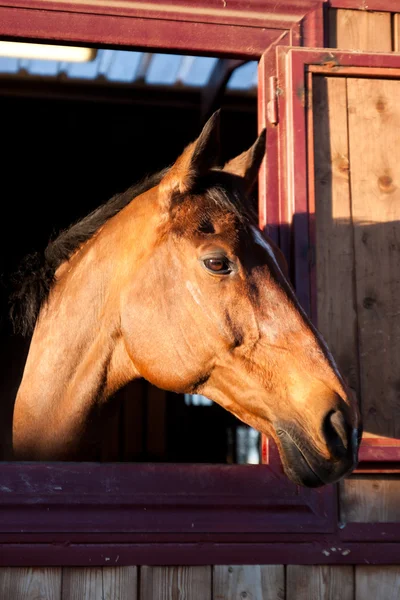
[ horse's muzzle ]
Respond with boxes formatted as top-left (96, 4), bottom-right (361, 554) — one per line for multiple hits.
top-left (275, 415), bottom-right (362, 488)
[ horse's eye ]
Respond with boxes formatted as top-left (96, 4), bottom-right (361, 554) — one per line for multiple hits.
top-left (203, 256), bottom-right (232, 275)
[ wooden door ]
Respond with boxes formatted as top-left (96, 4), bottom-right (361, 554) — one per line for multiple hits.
top-left (263, 46), bottom-right (400, 536)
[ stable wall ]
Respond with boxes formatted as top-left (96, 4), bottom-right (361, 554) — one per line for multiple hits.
top-left (1, 4), bottom-right (400, 599)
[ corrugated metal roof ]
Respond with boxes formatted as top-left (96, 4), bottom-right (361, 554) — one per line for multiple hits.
top-left (0, 48), bottom-right (257, 92)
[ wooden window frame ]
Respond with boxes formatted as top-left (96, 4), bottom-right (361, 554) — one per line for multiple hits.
top-left (1, 1), bottom-right (399, 566)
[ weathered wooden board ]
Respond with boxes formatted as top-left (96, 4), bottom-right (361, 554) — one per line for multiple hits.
top-left (62, 567), bottom-right (136, 600)
top-left (313, 75), bottom-right (359, 393)
top-left (341, 476), bottom-right (400, 522)
top-left (213, 565), bottom-right (284, 600)
top-left (329, 9), bottom-right (392, 51)
top-left (140, 566), bottom-right (212, 600)
top-left (312, 74), bottom-right (359, 520)
top-left (347, 77), bottom-right (400, 440)
top-left (394, 14), bottom-right (400, 52)
top-left (356, 566), bottom-right (400, 600)
top-left (312, 69), bottom-right (400, 522)
top-left (102, 567), bottom-right (137, 600)
top-left (286, 566), bottom-right (353, 600)
top-left (62, 568), bottom-right (103, 600)
top-left (0, 567), bottom-right (62, 600)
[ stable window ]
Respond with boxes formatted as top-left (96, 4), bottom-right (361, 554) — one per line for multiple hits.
top-left (0, 1), bottom-right (376, 568)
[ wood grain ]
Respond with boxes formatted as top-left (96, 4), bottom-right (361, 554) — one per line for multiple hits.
top-left (62, 568), bottom-right (103, 600)
top-left (286, 566), bottom-right (353, 600)
top-left (394, 14), bottom-right (400, 52)
top-left (341, 476), bottom-right (400, 522)
top-left (329, 9), bottom-right (392, 51)
top-left (0, 568), bottom-right (61, 600)
top-left (347, 77), bottom-right (400, 440)
top-left (103, 567), bottom-right (137, 600)
top-left (213, 565), bottom-right (284, 600)
top-left (313, 75), bottom-right (359, 393)
top-left (356, 566), bottom-right (400, 600)
top-left (140, 566), bottom-right (211, 600)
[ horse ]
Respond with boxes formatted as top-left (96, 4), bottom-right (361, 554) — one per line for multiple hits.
top-left (10, 110), bottom-right (361, 487)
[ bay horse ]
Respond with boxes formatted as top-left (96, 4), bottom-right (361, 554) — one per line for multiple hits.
top-left (10, 110), bottom-right (361, 487)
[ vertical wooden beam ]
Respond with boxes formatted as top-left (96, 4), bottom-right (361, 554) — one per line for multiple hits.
top-left (140, 566), bottom-right (212, 600)
top-left (287, 566), bottom-right (353, 600)
top-left (0, 568), bottom-right (62, 600)
top-left (213, 565), bottom-right (284, 599)
top-left (329, 9), bottom-right (392, 51)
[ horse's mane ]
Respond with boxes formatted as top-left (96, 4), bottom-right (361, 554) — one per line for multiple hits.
top-left (9, 168), bottom-right (168, 337)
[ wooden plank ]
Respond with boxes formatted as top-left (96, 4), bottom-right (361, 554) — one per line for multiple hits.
top-left (140, 566), bottom-right (211, 600)
top-left (287, 566), bottom-right (353, 600)
top-left (394, 14), bottom-right (400, 52)
top-left (62, 568), bottom-right (103, 600)
top-left (0, 567), bottom-right (62, 599)
top-left (347, 77), bottom-right (400, 440)
top-left (341, 77), bottom-right (400, 522)
top-left (341, 476), bottom-right (400, 522)
top-left (103, 567), bottom-right (137, 600)
top-left (313, 75), bottom-right (359, 392)
top-left (329, 9), bottom-right (392, 51)
top-left (213, 565), bottom-right (284, 599)
top-left (312, 75), bottom-right (362, 517)
top-left (356, 566), bottom-right (400, 600)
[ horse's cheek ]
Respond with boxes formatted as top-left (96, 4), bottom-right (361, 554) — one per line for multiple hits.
top-left (120, 292), bottom-right (203, 393)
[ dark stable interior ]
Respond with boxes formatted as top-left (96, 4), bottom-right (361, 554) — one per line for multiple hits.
top-left (0, 73), bottom-right (258, 463)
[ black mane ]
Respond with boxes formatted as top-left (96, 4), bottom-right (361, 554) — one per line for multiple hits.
top-left (9, 168), bottom-right (168, 337)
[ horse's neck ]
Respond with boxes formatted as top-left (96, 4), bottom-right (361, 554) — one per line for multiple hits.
top-left (12, 197), bottom-right (152, 459)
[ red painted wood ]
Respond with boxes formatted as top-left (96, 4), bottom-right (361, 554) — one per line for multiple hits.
top-left (302, 3), bottom-right (325, 47)
top-left (0, 6), bottom-right (281, 58)
top-left (0, 1), bottom-right (326, 59)
top-left (328, 0), bottom-right (400, 11)
top-left (340, 523), bottom-right (400, 542)
top-left (1, 540), bottom-right (400, 566)
top-left (0, 463), bottom-right (335, 535)
top-left (0, 0), bottom-right (324, 29)
top-left (259, 37), bottom-right (290, 244)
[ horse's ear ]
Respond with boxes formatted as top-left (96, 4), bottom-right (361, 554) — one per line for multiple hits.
top-left (223, 129), bottom-right (266, 194)
top-left (159, 110), bottom-right (221, 200)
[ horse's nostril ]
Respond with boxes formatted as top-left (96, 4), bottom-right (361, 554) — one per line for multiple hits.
top-left (323, 410), bottom-right (350, 458)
